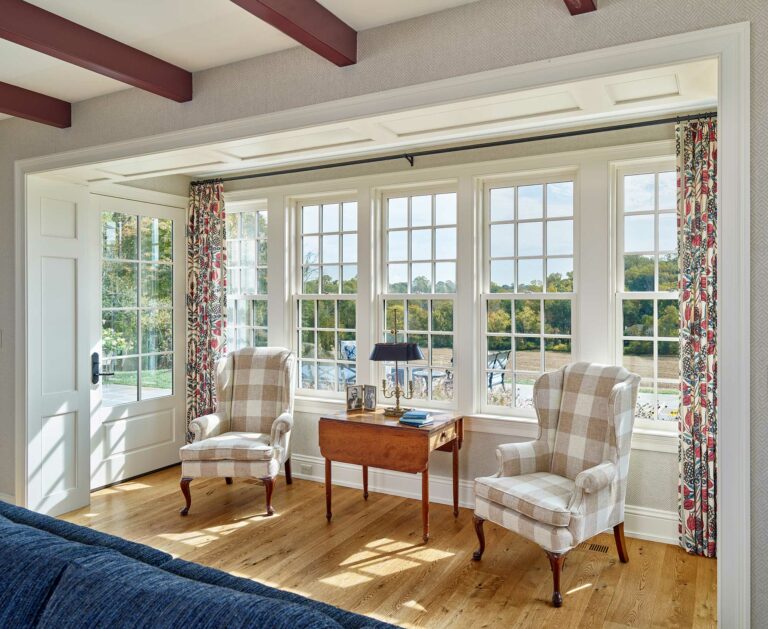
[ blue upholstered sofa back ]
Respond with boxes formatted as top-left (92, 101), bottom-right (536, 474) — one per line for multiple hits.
top-left (0, 501), bottom-right (391, 629)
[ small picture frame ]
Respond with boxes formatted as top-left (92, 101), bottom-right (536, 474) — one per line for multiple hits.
top-left (346, 384), bottom-right (364, 412)
top-left (363, 385), bottom-right (377, 411)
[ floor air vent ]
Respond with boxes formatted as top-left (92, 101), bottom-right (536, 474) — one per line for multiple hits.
top-left (577, 542), bottom-right (610, 554)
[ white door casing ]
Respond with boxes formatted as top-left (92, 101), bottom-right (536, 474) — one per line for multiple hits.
top-left (26, 176), bottom-right (91, 516)
top-left (89, 195), bottom-right (186, 489)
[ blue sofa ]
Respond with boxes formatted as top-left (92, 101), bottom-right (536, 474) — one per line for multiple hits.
top-left (0, 500), bottom-right (393, 628)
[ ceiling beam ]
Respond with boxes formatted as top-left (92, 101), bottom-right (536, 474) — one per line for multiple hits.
top-left (0, 80), bottom-right (70, 128)
top-left (230, 0), bottom-right (357, 66)
top-left (0, 0), bottom-right (192, 102)
top-left (563, 0), bottom-right (598, 15)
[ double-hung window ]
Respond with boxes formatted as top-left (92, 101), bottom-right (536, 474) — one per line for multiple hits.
top-left (481, 175), bottom-right (575, 413)
top-left (616, 163), bottom-right (679, 426)
top-left (226, 202), bottom-right (268, 350)
top-left (382, 190), bottom-right (457, 403)
top-left (297, 198), bottom-right (358, 394)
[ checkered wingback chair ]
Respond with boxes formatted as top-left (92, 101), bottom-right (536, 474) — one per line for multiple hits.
top-left (179, 347), bottom-right (296, 517)
top-left (472, 362), bottom-right (640, 607)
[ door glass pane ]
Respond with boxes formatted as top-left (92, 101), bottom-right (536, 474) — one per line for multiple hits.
top-left (102, 212), bottom-right (137, 260)
top-left (141, 354), bottom-right (173, 400)
top-left (141, 264), bottom-right (173, 307)
top-left (102, 357), bottom-right (139, 406)
top-left (103, 262), bottom-right (137, 308)
top-left (102, 311), bottom-right (138, 357)
top-left (141, 309), bottom-right (173, 353)
top-left (140, 217), bottom-right (172, 261)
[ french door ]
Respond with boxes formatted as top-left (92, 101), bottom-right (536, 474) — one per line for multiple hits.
top-left (89, 196), bottom-right (186, 489)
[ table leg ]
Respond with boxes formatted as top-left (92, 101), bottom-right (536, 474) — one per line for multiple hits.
top-left (363, 465), bottom-right (369, 500)
top-left (422, 467), bottom-right (430, 542)
top-left (325, 458), bottom-right (332, 521)
top-left (452, 439), bottom-right (459, 517)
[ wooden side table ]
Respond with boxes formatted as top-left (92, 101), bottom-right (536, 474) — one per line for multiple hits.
top-left (318, 410), bottom-right (463, 541)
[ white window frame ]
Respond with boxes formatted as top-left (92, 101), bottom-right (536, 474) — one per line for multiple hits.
top-left (477, 169), bottom-right (578, 417)
top-left (225, 200), bottom-right (269, 352)
top-left (378, 184), bottom-right (459, 410)
top-left (293, 193), bottom-right (360, 400)
top-left (614, 158), bottom-right (679, 432)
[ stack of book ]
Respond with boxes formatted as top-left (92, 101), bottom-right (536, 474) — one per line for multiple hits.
top-left (399, 410), bottom-right (433, 427)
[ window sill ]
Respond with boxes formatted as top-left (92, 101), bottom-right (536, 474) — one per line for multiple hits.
top-left (631, 428), bottom-right (677, 453)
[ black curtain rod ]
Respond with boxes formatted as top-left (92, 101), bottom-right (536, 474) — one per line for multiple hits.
top-left (192, 111), bottom-right (717, 186)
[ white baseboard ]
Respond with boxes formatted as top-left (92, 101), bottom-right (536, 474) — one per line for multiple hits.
top-left (0, 492), bottom-right (16, 504)
top-left (288, 453), bottom-right (679, 546)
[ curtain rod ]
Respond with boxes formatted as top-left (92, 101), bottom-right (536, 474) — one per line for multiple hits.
top-left (192, 111), bottom-right (717, 186)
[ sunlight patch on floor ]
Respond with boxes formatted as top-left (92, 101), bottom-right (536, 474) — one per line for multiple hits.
top-left (319, 571), bottom-right (373, 587)
top-left (566, 582), bottom-right (593, 595)
top-left (402, 599), bottom-right (427, 612)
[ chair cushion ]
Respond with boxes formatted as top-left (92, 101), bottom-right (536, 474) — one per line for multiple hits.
top-left (180, 432), bottom-right (273, 462)
top-left (474, 472), bottom-right (574, 527)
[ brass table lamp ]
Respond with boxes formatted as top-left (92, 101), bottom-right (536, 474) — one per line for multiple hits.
top-left (369, 321), bottom-right (424, 416)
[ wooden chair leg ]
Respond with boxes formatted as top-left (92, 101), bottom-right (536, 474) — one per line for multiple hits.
top-left (472, 515), bottom-right (486, 560)
top-left (261, 477), bottom-right (275, 516)
top-left (614, 522), bottom-right (629, 563)
top-left (225, 477), bottom-right (233, 485)
top-left (546, 551), bottom-right (567, 607)
top-left (179, 477), bottom-right (192, 516)
top-left (284, 458), bottom-right (293, 485)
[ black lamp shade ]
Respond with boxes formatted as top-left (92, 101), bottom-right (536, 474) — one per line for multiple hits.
top-left (369, 342), bottom-right (424, 362)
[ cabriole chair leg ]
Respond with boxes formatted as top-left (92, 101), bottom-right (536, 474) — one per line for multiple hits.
top-left (261, 477), bottom-right (275, 516)
top-left (546, 551), bottom-right (567, 607)
top-left (472, 515), bottom-right (486, 560)
top-left (614, 522), bottom-right (630, 563)
top-left (179, 477), bottom-right (193, 516)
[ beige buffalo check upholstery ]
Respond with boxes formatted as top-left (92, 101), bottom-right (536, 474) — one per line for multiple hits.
top-left (474, 362), bottom-right (640, 553)
top-left (180, 347), bottom-right (295, 482)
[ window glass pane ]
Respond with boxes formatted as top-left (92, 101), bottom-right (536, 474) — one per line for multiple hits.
top-left (657, 300), bottom-right (679, 338)
top-left (141, 309), bottom-right (172, 353)
top-left (254, 300), bottom-right (268, 327)
top-left (257, 211), bottom-right (268, 237)
top-left (300, 330), bottom-right (316, 358)
top-left (490, 187), bottom-right (515, 222)
top-left (487, 336), bottom-right (512, 369)
top-left (435, 227), bottom-right (456, 259)
top-left (338, 333), bottom-right (356, 361)
top-left (487, 300), bottom-right (512, 333)
top-left (518, 258), bottom-right (543, 293)
top-left (546, 182), bottom-right (573, 218)
top-left (303, 266), bottom-right (319, 293)
top-left (434, 262), bottom-right (456, 293)
top-left (547, 220), bottom-right (573, 256)
top-left (301, 300), bottom-right (315, 327)
top-left (141, 354), bottom-right (172, 400)
top-left (317, 331), bottom-right (335, 359)
top-left (103, 261), bottom-right (137, 308)
top-left (342, 202), bottom-right (357, 232)
top-left (317, 363), bottom-right (336, 390)
top-left (546, 258), bottom-right (573, 292)
top-left (545, 338), bottom-right (571, 370)
top-left (658, 253), bottom-right (678, 291)
top-left (432, 336), bottom-right (453, 368)
top-left (322, 203), bottom-right (339, 232)
top-left (411, 196), bottom-right (432, 226)
top-left (407, 299), bottom-right (429, 331)
top-left (518, 185), bottom-right (543, 219)
top-left (487, 377), bottom-right (511, 406)
top-left (658, 171), bottom-right (677, 210)
top-left (411, 263), bottom-right (432, 293)
top-left (624, 174), bottom-right (655, 212)
top-left (623, 300), bottom-right (654, 336)
top-left (490, 223), bottom-right (514, 258)
top-left (321, 265), bottom-right (339, 293)
top-left (388, 264), bottom-right (407, 293)
top-left (303, 205), bottom-right (319, 233)
top-left (241, 240), bottom-right (255, 266)
top-left (140, 217), bottom-right (172, 262)
top-left (388, 198), bottom-right (408, 228)
top-left (515, 300), bottom-right (540, 334)
top-left (518, 221), bottom-right (543, 257)
top-left (322, 234), bottom-right (339, 264)
top-left (388, 231), bottom-right (407, 261)
top-left (338, 364), bottom-right (356, 388)
top-left (342, 234), bottom-right (357, 263)
top-left (408, 334), bottom-right (429, 364)
top-left (543, 300), bottom-right (571, 335)
top-left (385, 300), bottom-right (405, 333)
top-left (622, 340), bottom-right (653, 377)
top-left (241, 212), bottom-right (256, 239)
top-left (411, 229), bottom-right (432, 261)
top-left (102, 357), bottom-right (138, 406)
top-left (102, 212), bottom-right (138, 260)
top-left (624, 255), bottom-right (654, 291)
top-left (341, 265), bottom-right (357, 294)
top-left (241, 268), bottom-right (256, 294)
top-left (257, 269), bottom-right (268, 294)
top-left (300, 362), bottom-right (316, 389)
top-left (658, 341), bottom-right (679, 381)
top-left (624, 214), bottom-right (654, 252)
top-left (515, 374), bottom-right (536, 408)
top-left (431, 369), bottom-right (453, 400)
top-left (490, 260), bottom-right (515, 293)
top-left (435, 193), bottom-right (457, 225)
top-left (141, 264), bottom-right (172, 308)
top-left (102, 311), bottom-right (137, 357)
top-left (338, 300), bottom-right (355, 329)
top-left (515, 337), bottom-right (540, 371)
top-left (254, 329), bottom-right (268, 347)
top-left (431, 300), bottom-right (454, 332)
top-left (658, 213), bottom-right (677, 252)
top-left (226, 213), bottom-right (240, 239)
top-left (318, 300), bottom-right (336, 328)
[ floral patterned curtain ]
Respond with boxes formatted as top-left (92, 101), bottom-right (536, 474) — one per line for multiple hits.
top-left (186, 181), bottom-right (227, 441)
top-left (677, 119), bottom-right (717, 558)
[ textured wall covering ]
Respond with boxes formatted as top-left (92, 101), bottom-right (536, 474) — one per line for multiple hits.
top-left (0, 0), bottom-right (764, 620)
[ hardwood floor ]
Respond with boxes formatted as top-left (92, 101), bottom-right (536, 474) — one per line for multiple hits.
top-left (61, 466), bottom-right (717, 628)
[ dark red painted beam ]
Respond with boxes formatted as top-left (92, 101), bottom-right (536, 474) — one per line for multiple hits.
top-left (0, 0), bottom-right (192, 102)
top-left (231, 0), bottom-right (357, 66)
top-left (0, 80), bottom-right (70, 128)
top-left (563, 0), bottom-right (597, 15)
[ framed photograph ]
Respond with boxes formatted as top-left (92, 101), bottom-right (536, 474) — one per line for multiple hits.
top-left (363, 385), bottom-right (377, 411)
top-left (346, 384), bottom-right (364, 412)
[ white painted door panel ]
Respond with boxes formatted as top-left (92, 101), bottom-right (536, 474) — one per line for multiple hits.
top-left (26, 177), bottom-right (91, 516)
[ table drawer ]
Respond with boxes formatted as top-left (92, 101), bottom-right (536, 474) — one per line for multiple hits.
top-left (430, 423), bottom-right (457, 451)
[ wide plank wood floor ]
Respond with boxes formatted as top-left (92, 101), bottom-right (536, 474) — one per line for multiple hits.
top-left (61, 466), bottom-right (716, 628)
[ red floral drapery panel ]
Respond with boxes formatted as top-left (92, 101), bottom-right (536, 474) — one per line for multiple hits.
top-left (677, 119), bottom-right (717, 558)
top-left (186, 181), bottom-right (227, 441)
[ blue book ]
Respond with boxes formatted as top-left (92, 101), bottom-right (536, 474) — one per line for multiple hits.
top-left (402, 410), bottom-right (429, 419)
top-left (400, 418), bottom-right (434, 427)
